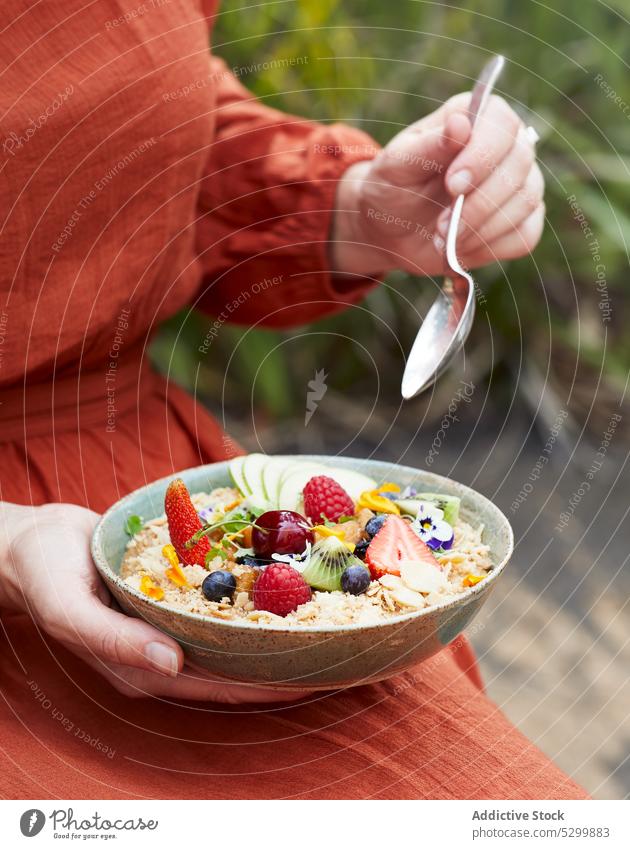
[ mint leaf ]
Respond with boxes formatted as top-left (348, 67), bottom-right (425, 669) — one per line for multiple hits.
top-left (207, 545), bottom-right (229, 563)
top-left (124, 515), bottom-right (143, 536)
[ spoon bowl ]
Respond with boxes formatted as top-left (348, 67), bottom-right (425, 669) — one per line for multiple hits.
top-left (401, 195), bottom-right (475, 398)
top-left (401, 55), bottom-right (505, 399)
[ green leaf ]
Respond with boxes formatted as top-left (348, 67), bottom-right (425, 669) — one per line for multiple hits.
top-left (207, 545), bottom-right (229, 564)
top-left (124, 515), bottom-right (143, 536)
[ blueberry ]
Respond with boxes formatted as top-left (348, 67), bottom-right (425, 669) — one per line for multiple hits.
top-left (365, 513), bottom-right (388, 538)
top-left (379, 492), bottom-right (399, 501)
top-left (236, 554), bottom-right (269, 568)
top-left (353, 539), bottom-right (370, 560)
top-left (202, 570), bottom-right (237, 603)
top-left (341, 564), bottom-right (371, 596)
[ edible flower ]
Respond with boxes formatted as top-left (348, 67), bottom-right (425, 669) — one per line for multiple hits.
top-left (400, 485), bottom-right (417, 499)
top-left (378, 482), bottom-right (400, 493)
top-left (162, 544), bottom-right (179, 570)
top-left (139, 575), bottom-right (165, 601)
top-left (463, 574), bottom-right (484, 587)
top-left (272, 540), bottom-right (313, 572)
top-left (411, 502), bottom-right (454, 551)
top-left (166, 562), bottom-right (190, 588)
top-left (198, 507), bottom-right (215, 524)
top-left (198, 497), bottom-right (243, 526)
top-left (312, 523), bottom-right (344, 538)
top-left (311, 524), bottom-right (355, 552)
top-left (357, 489), bottom-right (400, 515)
top-left (162, 545), bottom-right (190, 588)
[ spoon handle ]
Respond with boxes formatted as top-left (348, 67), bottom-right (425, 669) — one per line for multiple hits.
top-left (467, 55), bottom-right (505, 127)
top-left (445, 55), bottom-right (505, 276)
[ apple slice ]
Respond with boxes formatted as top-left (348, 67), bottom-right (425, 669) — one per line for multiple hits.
top-left (321, 467), bottom-right (377, 500)
top-left (277, 463), bottom-right (326, 511)
top-left (228, 455), bottom-right (250, 496)
top-left (261, 456), bottom-right (290, 508)
top-left (241, 453), bottom-right (270, 507)
top-left (398, 493), bottom-right (461, 526)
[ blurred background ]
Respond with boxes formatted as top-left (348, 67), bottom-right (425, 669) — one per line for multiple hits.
top-left (152, 1), bottom-right (629, 798)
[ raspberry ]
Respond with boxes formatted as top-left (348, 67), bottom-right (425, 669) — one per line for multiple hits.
top-left (253, 563), bottom-right (312, 617)
top-left (303, 475), bottom-right (355, 525)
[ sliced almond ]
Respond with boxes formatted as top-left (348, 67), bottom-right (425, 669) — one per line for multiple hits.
top-left (379, 573), bottom-right (404, 591)
top-left (389, 585), bottom-right (426, 609)
top-left (400, 559), bottom-right (449, 594)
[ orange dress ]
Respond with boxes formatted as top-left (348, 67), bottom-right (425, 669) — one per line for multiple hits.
top-left (0, 0), bottom-right (586, 799)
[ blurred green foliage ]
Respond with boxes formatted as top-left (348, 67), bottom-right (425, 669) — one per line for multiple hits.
top-left (152, 0), bottom-right (629, 416)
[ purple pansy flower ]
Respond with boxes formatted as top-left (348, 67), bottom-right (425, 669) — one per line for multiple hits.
top-left (411, 502), bottom-right (454, 551)
top-left (198, 507), bottom-right (215, 524)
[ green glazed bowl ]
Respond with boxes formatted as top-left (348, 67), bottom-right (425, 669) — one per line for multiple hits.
top-left (91, 456), bottom-right (513, 691)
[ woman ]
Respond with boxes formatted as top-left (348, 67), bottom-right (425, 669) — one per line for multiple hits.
top-left (0, 1), bottom-right (584, 799)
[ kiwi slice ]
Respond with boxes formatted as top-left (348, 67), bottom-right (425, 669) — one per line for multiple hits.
top-left (398, 492), bottom-right (461, 525)
top-left (302, 537), bottom-right (360, 592)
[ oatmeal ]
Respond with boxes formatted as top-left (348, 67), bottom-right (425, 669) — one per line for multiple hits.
top-left (120, 455), bottom-right (492, 627)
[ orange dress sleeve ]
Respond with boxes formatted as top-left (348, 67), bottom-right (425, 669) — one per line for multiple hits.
top-left (195, 54), bottom-right (381, 329)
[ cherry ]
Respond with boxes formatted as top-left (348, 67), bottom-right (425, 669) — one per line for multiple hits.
top-left (252, 510), bottom-right (313, 559)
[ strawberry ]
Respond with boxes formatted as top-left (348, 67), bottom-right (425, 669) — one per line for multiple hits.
top-left (303, 475), bottom-right (355, 524)
top-left (365, 515), bottom-right (438, 580)
top-left (164, 478), bottom-right (210, 566)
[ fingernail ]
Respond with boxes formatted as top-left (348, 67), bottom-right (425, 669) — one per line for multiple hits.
top-left (437, 212), bottom-right (450, 237)
top-left (145, 642), bottom-right (179, 677)
top-left (433, 235), bottom-right (445, 253)
top-left (448, 168), bottom-right (473, 195)
top-left (525, 125), bottom-right (539, 145)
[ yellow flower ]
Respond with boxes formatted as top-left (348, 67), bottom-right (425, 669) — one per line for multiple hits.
top-left (463, 574), bottom-right (484, 587)
top-left (162, 544), bottom-right (179, 570)
top-left (139, 575), bottom-right (165, 601)
top-left (356, 490), bottom-right (400, 514)
top-left (312, 524), bottom-right (345, 540)
top-left (379, 482), bottom-right (401, 493)
top-left (312, 524), bottom-right (355, 552)
top-left (162, 544), bottom-right (190, 588)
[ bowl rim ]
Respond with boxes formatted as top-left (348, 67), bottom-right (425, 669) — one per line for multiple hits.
top-left (91, 455), bottom-right (514, 634)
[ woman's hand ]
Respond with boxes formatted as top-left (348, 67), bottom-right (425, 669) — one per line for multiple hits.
top-left (331, 93), bottom-right (544, 278)
top-left (0, 502), bottom-right (309, 703)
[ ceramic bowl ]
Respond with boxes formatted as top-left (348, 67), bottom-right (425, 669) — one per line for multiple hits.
top-left (91, 456), bottom-right (513, 691)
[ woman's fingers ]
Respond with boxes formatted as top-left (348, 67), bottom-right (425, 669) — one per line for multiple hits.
top-left (445, 95), bottom-right (522, 196)
top-left (458, 162), bottom-right (544, 251)
top-left (53, 589), bottom-right (185, 678)
top-left (90, 660), bottom-right (314, 703)
top-left (460, 201), bottom-right (545, 267)
top-left (8, 502), bottom-right (314, 705)
top-left (14, 504), bottom-right (184, 679)
top-left (375, 111), bottom-right (471, 188)
top-left (442, 125), bottom-right (537, 242)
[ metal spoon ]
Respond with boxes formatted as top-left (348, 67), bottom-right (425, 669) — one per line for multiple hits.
top-left (401, 54), bottom-right (505, 400)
